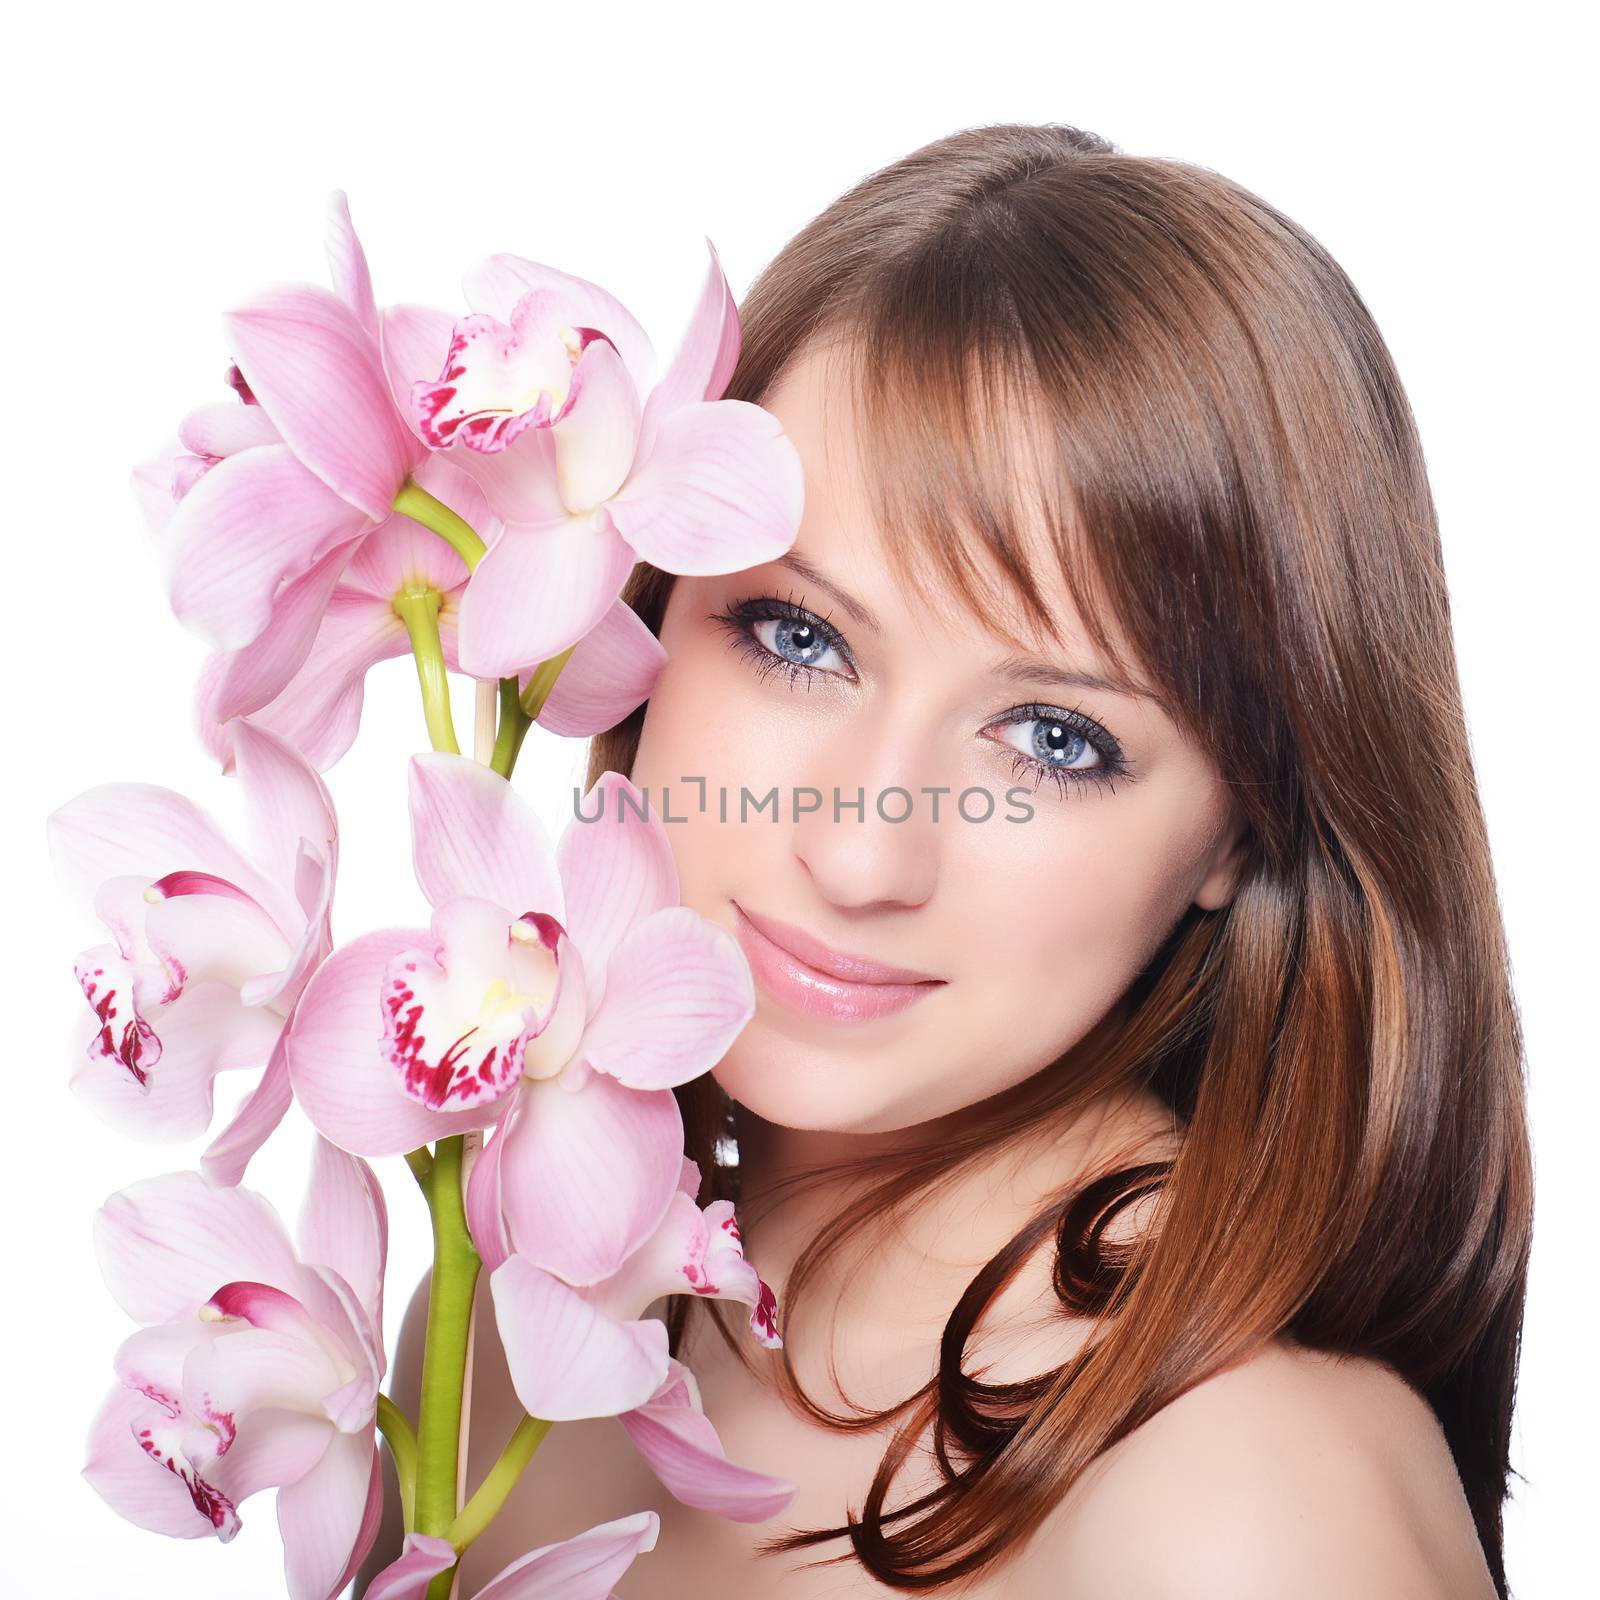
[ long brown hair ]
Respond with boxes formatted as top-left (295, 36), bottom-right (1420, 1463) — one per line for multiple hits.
top-left (585, 122), bottom-right (1532, 1593)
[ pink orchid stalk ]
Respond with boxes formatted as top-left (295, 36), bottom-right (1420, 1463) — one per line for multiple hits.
top-left (47, 718), bottom-right (336, 1185)
top-left (85, 1137), bottom-right (389, 1600)
top-left (65, 194), bottom-right (803, 1599)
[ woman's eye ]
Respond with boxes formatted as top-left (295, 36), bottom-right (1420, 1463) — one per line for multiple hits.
top-left (986, 706), bottom-right (1134, 798)
top-left (707, 596), bottom-right (855, 689)
top-left (749, 616), bottom-right (850, 675)
top-left (995, 715), bottom-right (1102, 774)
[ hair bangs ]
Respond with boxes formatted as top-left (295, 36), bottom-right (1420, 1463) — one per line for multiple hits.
top-left (813, 263), bottom-right (1162, 708)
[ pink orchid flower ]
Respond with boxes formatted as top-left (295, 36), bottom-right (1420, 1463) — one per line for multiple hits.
top-left (469, 1153), bottom-right (795, 1523)
top-left (190, 448), bottom-right (667, 774)
top-left (379, 240), bottom-right (805, 678)
top-left (286, 759), bottom-right (753, 1285)
top-left (85, 1137), bottom-right (389, 1600)
top-left (150, 192), bottom-right (422, 666)
top-left (365, 1512), bottom-right (658, 1600)
top-left (47, 719), bottom-right (336, 1186)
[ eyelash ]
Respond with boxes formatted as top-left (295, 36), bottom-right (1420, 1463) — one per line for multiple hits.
top-left (705, 591), bottom-right (1138, 799)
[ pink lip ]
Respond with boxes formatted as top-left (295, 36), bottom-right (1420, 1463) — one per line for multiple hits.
top-left (731, 902), bottom-right (944, 1025)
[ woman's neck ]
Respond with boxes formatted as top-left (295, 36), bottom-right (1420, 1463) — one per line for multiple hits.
top-left (723, 1088), bottom-right (1168, 1344)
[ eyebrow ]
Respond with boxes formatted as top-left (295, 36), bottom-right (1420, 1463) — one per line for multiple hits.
top-left (773, 550), bottom-right (1166, 710)
top-left (991, 657), bottom-right (1167, 709)
top-left (775, 550), bottom-right (883, 631)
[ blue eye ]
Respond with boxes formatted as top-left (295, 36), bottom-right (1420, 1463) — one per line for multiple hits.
top-left (749, 613), bottom-right (850, 676)
top-left (705, 593), bottom-right (1138, 799)
top-left (708, 593), bottom-right (856, 690)
top-left (988, 705), bottom-right (1134, 798)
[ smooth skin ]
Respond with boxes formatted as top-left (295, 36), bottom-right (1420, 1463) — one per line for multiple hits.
top-left (372, 343), bottom-right (1495, 1598)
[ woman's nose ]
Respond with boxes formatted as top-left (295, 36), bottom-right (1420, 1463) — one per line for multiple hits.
top-left (789, 726), bottom-right (941, 911)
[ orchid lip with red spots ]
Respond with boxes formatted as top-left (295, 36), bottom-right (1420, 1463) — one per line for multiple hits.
top-left (85, 1143), bottom-right (388, 1586)
top-left (48, 719), bottom-right (338, 1183)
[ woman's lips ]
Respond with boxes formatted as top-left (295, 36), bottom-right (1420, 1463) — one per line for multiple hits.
top-left (731, 901), bottom-right (945, 1024)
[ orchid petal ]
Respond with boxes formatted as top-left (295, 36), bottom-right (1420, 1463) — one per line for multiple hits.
top-left (286, 928), bottom-right (495, 1155)
top-left (301, 1262), bottom-right (386, 1404)
top-left (345, 468), bottom-right (480, 598)
top-left (48, 778), bottom-right (278, 916)
top-left (463, 253), bottom-right (657, 395)
top-left (83, 1382), bottom-right (215, 1538)
top-left (489, 1256), bottom-right (670, 1421)
top-left (379, 303), bottom-right (459, 447)
top-left (210, 1408), bottom-right (337, 1514)
top-left (73, 934), bottom-right (166, 1089)
top-left (442, 422), bottom-right (567, 527)
top-left (71, 978), bottom-right (283, 1143)
top-left (464, 1102), bottom-right (513, 1272)
top-left (574, 906), bottom-right (755, 1091)
top-left (131, 442), bottom-right (184, 555)
top-left (200, 1029), bottom-right (293, 1187)
top-left (325, 191), bottom-right (379, 340)
top-left (201, 589), bottom-right (409, 775)
top-left (178, 399), bottom-right (282, 460)
top-left (94, 1169), bottom-right (300, 1324)
top-left (237, 837), bottom-right (334, 1010)
top-left (225, 284), bottom-right (417, 521)
top-left (231, 719), bottom-right (339, 903)
top-left (530, 598), bottom-right (665, 737)
top-left (636, 237), bottom-right (741, 463)
top-left (619, 1360), bottom-right (796, 1522)
top-left (276, 1429), bottom-right (380, 1600)
top-left (141, 886), bottom-right (294, 992)
top-left (363, 1532), bottom-right (457, 1600)
top-left (164, 443), bottom-right (370, 651)
top-left (206, 541), bottom-right (358, 726)
top-left (591, 1191), bottom-right (782, 1348)
top-left (381, 897), bottom-right (538, 1115)
top-left (413, 303), bottom-right (572, 454)
top-left (556, 771), bottom-right (679, 1007)
top-left (497, 1072), bottom-right (683, 1284)
top-left (295, 1135), bottom-right (388, 1328)
top-left (407, 753), bottom-right (564, 919)
top-left (473, 1511), bottom-right (660, 1599)
top-left (550, 336), bottom-right (641, 513)
top-left (457, 510), bottom-right (636, 678)
top-left (179, 1316), bottom-right (344, 1431)
top-left (607, 399), bottom-right (803, 574)
top-left (330, 1447), bottom-right (386, 1599)
top-left (112, 1320), bottom-right (209, 1416)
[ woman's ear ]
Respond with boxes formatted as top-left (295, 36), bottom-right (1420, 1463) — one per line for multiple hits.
top-left (1194, 808), bottom-right (1251, 912)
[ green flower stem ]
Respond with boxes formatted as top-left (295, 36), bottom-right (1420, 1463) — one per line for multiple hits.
top-left (519, 645), bottom-right (576, 722)
top-left (394, 586), bottom-right (459, 756)
top-left (446, 1414), bottom-right (553, 1552)
top-left (404, 1146), bottom-right (434, 1187)
top-left (489, 676), bottom-right (531, 778)
top-left (413, 1136), bottom-right (483, 1546)
top-left (393, 480), bottom-right (489, 571)
top-left (375, 1393), bottom-right (420, 1531)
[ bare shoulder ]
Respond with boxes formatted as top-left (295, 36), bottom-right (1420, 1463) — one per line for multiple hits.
top-left (1002, 1339), bottom-right (1497, 1600)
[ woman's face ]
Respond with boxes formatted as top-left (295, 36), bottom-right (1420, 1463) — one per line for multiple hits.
top-left (627, 343), bottom-right (1246, 1137)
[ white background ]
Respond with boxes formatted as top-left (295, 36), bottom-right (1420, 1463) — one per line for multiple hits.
top-left (3, 2), bottom-right (1591, 1594)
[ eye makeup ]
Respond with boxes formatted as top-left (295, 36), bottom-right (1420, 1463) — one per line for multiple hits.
top-left (706, 591), bottom-right (1141, 799)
